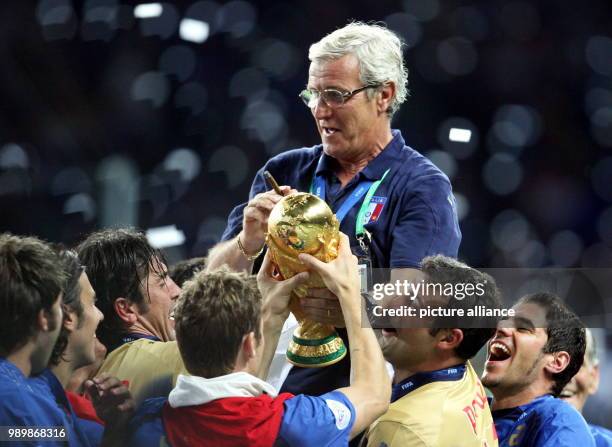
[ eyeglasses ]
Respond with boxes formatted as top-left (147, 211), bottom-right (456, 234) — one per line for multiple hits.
top-left (299, 84), bottom-right (381, 108)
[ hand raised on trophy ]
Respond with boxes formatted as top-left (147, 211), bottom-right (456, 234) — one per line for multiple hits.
top-left (299, 289), bottom-right (345, 328)
top-left (298, 233), bottom-right (360, 309)
top-left (257, 250), bottom-right (309, 324)
top-left (242, 185), bottom-right (296, 254)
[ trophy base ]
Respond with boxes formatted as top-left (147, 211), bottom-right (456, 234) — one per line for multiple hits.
top-left (286, 333), bottom-right (347, 368)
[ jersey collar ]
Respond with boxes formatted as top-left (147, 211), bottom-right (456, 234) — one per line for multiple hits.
top-left (314, 129), bottom-right (405, 182)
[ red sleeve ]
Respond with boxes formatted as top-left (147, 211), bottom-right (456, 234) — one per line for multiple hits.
top-left (66, 391), bottom-right (105, 425)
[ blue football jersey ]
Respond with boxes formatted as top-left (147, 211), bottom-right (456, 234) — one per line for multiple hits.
top-left (492, 395), bottom-right (595, 446)
top-left (589, 424), bottom-right (612, 447)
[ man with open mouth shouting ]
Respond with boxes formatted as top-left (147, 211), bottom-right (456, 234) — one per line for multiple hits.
top-left (482, 292), bottom-right (595, 446)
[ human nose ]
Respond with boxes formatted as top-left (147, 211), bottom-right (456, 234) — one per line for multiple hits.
top-left (95, 305), bottom-right (104, 322)
top-left (313, 97), bottom-right (333, 119)
top-left (495, 324), bottom-right (513, 338)
top-left (167, 278), bottom-right (181, 300)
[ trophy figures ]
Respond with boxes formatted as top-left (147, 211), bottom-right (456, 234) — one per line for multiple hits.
top-left (266, 192), bottom-right (347, 367)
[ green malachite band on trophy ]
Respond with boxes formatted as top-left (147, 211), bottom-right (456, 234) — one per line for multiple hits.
top-left (287, 334), bottom-right (347, 367)
top-left (286, 345), bottom-right (347, 366)
top-left (292, 334), bottom-right (339, 347)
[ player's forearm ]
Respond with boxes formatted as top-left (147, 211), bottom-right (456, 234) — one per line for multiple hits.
top-left (338, 290), bottom-right (391, 437)
top-left (341, 291), bottom-right (391, 401)
top-left (257, 314), bottom-right (286, 379)
top-left (206, 236), bottom-right (255, 273)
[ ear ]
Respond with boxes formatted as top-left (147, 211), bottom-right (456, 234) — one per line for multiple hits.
top-left (436, 328), bottom-right (464, 351)
top-left (544, 351), bottom-right (571, 375)
top-left (37, 308), bottom-right (52, 332)
top-left (113, 297), bottom-right (139, 325)
top-left (62, 305), bottom-right (79, 333)
top-left (241, 332), bottom-right (257, 360)
top-left (37, 303), bottom-right (61, 333)
top-left (376, 82), bottom-right (396, 115)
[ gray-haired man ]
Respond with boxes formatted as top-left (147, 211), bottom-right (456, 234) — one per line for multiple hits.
top-left (207, 22), bottom-right (462, 403)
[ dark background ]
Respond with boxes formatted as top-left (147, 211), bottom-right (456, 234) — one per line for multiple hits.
top-left (0, 0), bottom-right (610, 427)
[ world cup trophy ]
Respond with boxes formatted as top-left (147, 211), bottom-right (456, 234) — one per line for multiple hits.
top-left (266, 192), bottom-right (347, 367)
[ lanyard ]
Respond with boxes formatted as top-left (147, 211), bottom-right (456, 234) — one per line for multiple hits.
top-left (309, 168), bottom-right (390, 238)
top-left (122, 332), bottom-right (160, 345)
top-left (391, 364), bottom-right (466, 403)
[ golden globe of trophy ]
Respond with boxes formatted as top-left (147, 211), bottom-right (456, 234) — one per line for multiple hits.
top-left (266, 192), bottom-right (347, 367)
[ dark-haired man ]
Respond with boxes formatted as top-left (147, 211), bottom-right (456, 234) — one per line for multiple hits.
top-left (363, 255), bottom-right (500, 446)
top-left (482, 292), bottom-right (595, 446)
top-left (0, 234), bottom-right (66, 431)
top-left (130, 234), bottom-right (391, 446)
top-left (29, 249), bottom-right (135, 446)
top-left (30, 249), bottom-right (106, 445)
top-left (77, 228), bottom-right (185, 405)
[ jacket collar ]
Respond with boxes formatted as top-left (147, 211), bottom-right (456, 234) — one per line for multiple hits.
top-left (314, 129), bottom-right (404, 181)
